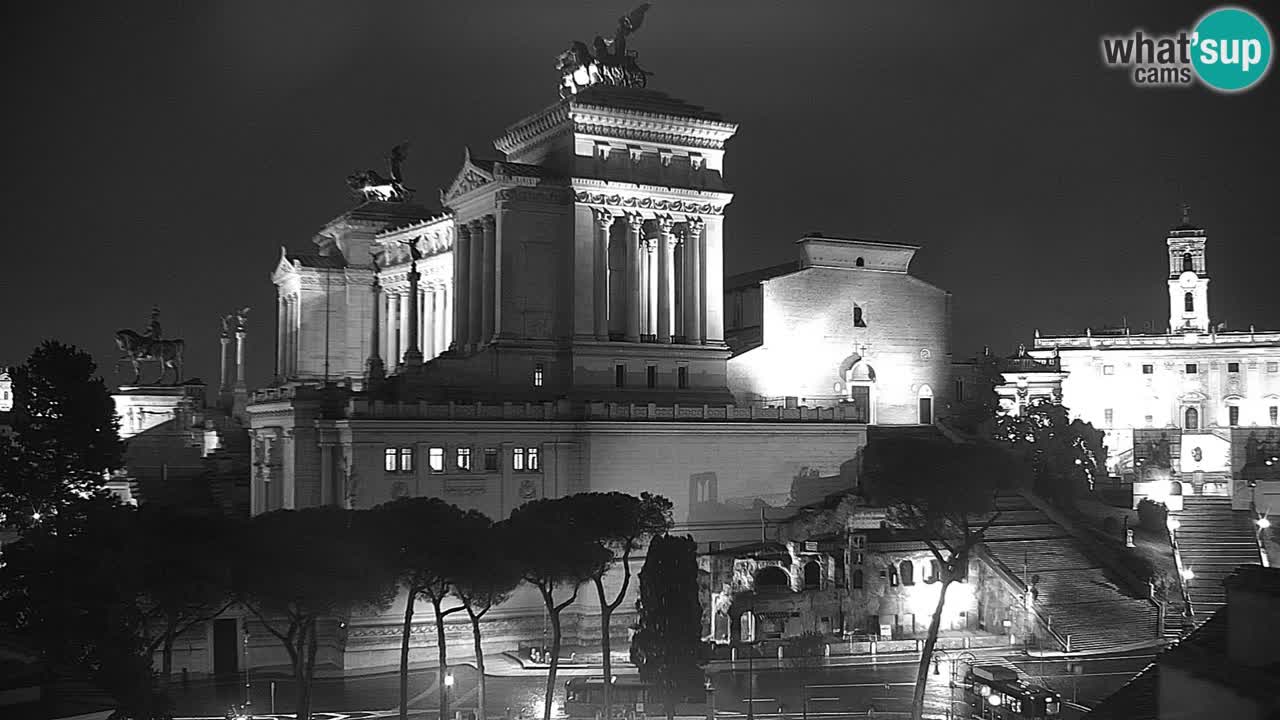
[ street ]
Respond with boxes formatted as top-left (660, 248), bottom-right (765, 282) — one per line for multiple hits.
top-left (172, 648), bottom-right (1156, 720)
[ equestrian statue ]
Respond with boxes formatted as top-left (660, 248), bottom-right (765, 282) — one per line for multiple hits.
top-left (347, 143), bottom-right (412, 202)
top-left (115, 307), bottom-right (185, 385)
top-left (557, 4), bottom-right (653, 98)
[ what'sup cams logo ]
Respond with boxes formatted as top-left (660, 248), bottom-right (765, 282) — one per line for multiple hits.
top-left (1101, 6), bottom-right (1272, 92)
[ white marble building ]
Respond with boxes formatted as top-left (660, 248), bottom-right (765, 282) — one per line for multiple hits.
top-left (1024, 213), bottom-right (1280, 513)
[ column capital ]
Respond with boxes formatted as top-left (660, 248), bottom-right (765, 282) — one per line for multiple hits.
top-left (685, 216), bottom-right (706, 233)
top-left (626, 213), bottom-right (645, 231)
top-left (657, 215), bottom-right (677, 235)
top-left (593, 207), bottom-right (616, 229)
top-left (481, 214), bottom-right (496, 230)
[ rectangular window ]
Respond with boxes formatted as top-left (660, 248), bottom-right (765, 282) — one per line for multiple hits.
top-left (615, 363), bottom-right (626, 388)
top-left (1103, 365), bottom-right (1114, 375)
top-left (429, 447), bottom-right (445, 473)
top-left (456, 447), bottom-right (472, 472)
top-left (646, 365), bottom-right (656, 388)
top-left (398, 447), bottom-right (414, 473)
top-left (954, 378), bottom-right (965, 402)
top-left (1229, 406), bottom-right (1240, 427)
top-left (384, 448), bottom-right (398, 473)
top-left (1269, 362), bottom-right (1279, 373)
top-left (1104, 408), bottom-right (1114, 425)
top-left (534, 363), bottom-right (544, 387)
top-left (1228, 362), bottom-right (1241, 373)
top-left (484, 448), bottom-right (498, 472)
top-left (527, 447), bottom-right (540, 471)
top-left (1185, 363), bottom-right (1198, 374)
top-left (513, 447), bottom-right (525, 471)
top-left (1271, 406), bottom-right (1278, 425)
top-left (1142, 364), bottom-right (1154, 374)
top-left (678, 366), bottom-right (689, 389)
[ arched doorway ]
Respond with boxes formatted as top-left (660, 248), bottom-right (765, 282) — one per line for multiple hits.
top-left (1184, 406), bottom-right (1200, 430)
top-left (917, 385), bottom-right (934, 425)
top-left (803, 560), bottom-right (821, 589)
top-left (845, 361), bottom-right (877, 423)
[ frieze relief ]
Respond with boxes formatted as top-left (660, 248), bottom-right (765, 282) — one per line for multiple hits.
top-left (444, 478), bottom-right (487, 496)
top-left (573, 191), bottom-right (724, 215)
top-left (495, 187), bottom-right (573, 206)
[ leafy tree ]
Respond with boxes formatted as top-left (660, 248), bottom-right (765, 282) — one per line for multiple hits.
top-left (574, 492), bottom-right (673, 720)
top-left (0, 341), bottom-right (122, 532)
top-left (135, 505), bottom-right (236, 696)
top-left (452, 520), bottom-right (523, 720)
top-left (504, 497), bottom-right (610, 720)
top-left (861, 435), bottom-right (1024, 720)
top-left (374, 498), bottom-right (487, 720)
top-left (630, 534), bottom-right (704, 720)
top-left (993, 398), bottom-right (1107, 507)
top-left (235, 507), bottom-right (397, 720)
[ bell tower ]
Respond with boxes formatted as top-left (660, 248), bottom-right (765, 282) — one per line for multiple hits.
top-left (1167, 203), bottom-right (1210, 333)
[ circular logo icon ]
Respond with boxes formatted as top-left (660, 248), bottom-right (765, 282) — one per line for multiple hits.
top-left (1192, 7), bottom-right (1273, 92)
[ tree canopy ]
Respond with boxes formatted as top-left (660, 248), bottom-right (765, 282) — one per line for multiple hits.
top-left (993, 398), bottom-right (1107, 507)
top-left (630, 534), bottom-right (704, 720)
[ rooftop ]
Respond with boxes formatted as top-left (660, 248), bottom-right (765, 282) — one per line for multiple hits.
top-left (570, 86), bottom-right (729, 124)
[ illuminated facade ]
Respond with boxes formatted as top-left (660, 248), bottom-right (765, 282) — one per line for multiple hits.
top-left (1023, 214), bottom-right (1280, 513)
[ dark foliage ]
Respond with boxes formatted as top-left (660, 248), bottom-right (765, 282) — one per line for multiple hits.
top-left (1137, 498), bottom-right (1169, 534)
top-left (630, 534), bottom-right (704, 720)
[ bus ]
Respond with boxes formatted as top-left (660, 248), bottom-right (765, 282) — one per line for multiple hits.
top-left (961, 665), bottom-right (1061, 719)
top-left (564, 676), bottom-right (707, 720)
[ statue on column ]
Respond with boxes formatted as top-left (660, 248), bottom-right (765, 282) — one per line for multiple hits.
top-left (114, 307), bottom-right (185, 385)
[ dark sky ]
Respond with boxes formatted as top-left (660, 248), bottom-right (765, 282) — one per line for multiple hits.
top-left (3, 1), bottom-right (1278, 390)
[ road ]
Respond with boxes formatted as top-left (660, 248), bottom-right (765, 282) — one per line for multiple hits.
top-left (172, 648), bottom-right (1156, 720)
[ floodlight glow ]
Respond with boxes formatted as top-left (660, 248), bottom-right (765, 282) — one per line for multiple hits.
top-left (1181, 568), bottom-right (1195, 581)
top-left (1258, 517), bottom-right (1271, 530)
top-left (988, 694), bottom-right (1002, 707)
top-left (1167, 518), bottom-right (1180, 532)
top-left (445, 673), bottom-right (455, 687)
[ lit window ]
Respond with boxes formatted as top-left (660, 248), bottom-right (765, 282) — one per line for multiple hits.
top-left (615, 364), bottom-right (626, 388)
top-left (1142, 364), bottom-right (1154, 375)
top-left (484, 448), bottom-right (499, 472)
top-left (1185, 363), bottom-right (1198, 374)
top-left (513, 447), bottom-right (525, 471)
top-left (678, 366), bottom-right (689, 389)
top-left (1228, 362), bottom-right (1240, 373)
top-left (1271, 406), bottom-right (1278, 425)
top-left (429, 447), bottom-right (445, 473)
top-left (385, 448), bottom-right (398, 472)
top-left (527, 447), bottom-right (540, 471)
top-left (1104, 408), bottom-right (1114, 425)
top-left (1229, 406), bottom-right (1240, 427)
top-left (889, 569), bottom-right (899, 587)
top-left (399, 448), bottom-right (413, 473)
top-left (534, 363), bottom-right (544, 387)
top-left (456, 447), bottom-right (472, 472)
top-left (646, 365), bottom-right (656, 388)
top-left (1103, 365), bottom-right (1114, 375)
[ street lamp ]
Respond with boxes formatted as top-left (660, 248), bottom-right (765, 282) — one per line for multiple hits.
top-left (445, 670), bottom-right (455, 720)
top-left (1167, 517), bottom-right (1180, 533)
top-left (704, 677), bottom-right (716, 720)
top-left (1181, 567), bottom-right (1195, 582)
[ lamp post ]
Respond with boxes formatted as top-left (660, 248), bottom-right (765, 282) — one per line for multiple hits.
top-left (705, 677), bottom-right (716, 720)
top-left (242, 627), bottom-right (252, 718)
top-left (1257, 515), bottom-right (1271, 548)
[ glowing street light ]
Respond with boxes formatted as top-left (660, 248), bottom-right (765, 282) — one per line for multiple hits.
top-left (1167, 517), bottom-right (1180, 533)
top-left (1258, 517), bottom-right (1272, 530)
top-left (1181, 567), bottom-right (1195, 582)
top-left (445, 672), bottom-right (455, 687)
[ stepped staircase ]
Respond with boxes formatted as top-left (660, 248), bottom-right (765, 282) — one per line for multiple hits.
top-left (979, 495), bottom-right (1162, 652)
top-left (1173, 495), bottom-right (1262, 625)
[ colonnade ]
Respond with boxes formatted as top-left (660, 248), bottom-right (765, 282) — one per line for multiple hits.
top-left (452, 215), bottom-right (497, 352)
top-left (277, 293), bottom-right (300, 378)
top-left (593, 209), bottom-right (709, 344)
top-left (382, 282), bottom-right (453, 365)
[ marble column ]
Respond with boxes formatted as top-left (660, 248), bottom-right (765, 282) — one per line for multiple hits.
top-left (404, 254), bottom-right (423, 367)
top-left (235, 330), bottom-right (247, 389)
top-left (684, 219), bottom-right (704, 345)
top-left (454, 224), bottom-right (471, 351)
top-left (388, 292), bottom-right (401, 364)
top-left (287, 295), bottom-right (298, 376)
top-left (658, 217), bottom-right (676, 344)
top-left (480, 215), bottom-right (496, 345)
top-left (645, 239), bottom-right (658, 339)
top-left (220, 332), bottom-right (230, 392)
top-left (367, 272), bottom-right (384, 382)
top-left (625, 214), bottom-right (643, 342)
top-left (441, 285), bottom-right (452, 352)
top-left (398, 290), bottom-right (412, 366)
top-left (423, 286), bottom-right (435, 358)
top-left (593, 209), bottom-right (612, 341)
top-left (468, 219), bottom-right (484, 350)
top-left (276, 296), bottom-right (286, 380)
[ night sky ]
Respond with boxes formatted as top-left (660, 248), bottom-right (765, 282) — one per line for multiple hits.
top-left (3, 1), bottom-right (1278, 390)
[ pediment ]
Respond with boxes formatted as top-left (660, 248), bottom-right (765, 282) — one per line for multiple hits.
top-left (1178, 390), bottom-right (1208, 403)
top-left (441, 147), bottom-right (496, 205)
top-left (271, 247), bottom-right (297, 283)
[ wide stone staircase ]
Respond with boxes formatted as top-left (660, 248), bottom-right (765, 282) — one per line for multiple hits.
top-left (1173, 495), bottom-right (1262, 625)
top-left (979, 495), bottom-right (1162, 652)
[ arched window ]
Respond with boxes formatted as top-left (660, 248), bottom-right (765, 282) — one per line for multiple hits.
top-left (926, 559), bottom-right (941, 583)
top-left (1184, 407), bottom-right (1199, 430)
top-left (1185, 292), bottom-right (1194, 312)
top-left (853, 305), bottom-right (867, 328)
top-left (1183, 252), bottom-right (1194, 272)
top-left (852, 568), bottom-right (864, 589)
top-left (1169, 481), bottom-right (1183, 497)
top-left (803, 561), bottom-right (821, 589)
top-left (855, 257), bottom-right (865, 267)
top-left (899, 560), bottom-right (915, 586)
top-left (754, 566), bottom-right (789, 589)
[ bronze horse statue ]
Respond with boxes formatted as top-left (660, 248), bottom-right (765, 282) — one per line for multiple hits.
top-left (115, 329), bottom-right (184, 385)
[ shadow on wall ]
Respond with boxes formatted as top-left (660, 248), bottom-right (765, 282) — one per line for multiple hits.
top-left (686, 456), bottom-right (861, 526)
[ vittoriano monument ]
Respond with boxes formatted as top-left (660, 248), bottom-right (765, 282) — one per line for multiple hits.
top-left (557, 3), bottom-right (653, 98)
top-left (115, 306), bottom-right (185, 385)
top-left (347, 143), bottom-right (412, 202)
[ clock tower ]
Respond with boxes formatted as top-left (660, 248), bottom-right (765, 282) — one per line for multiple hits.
top-left (1167, 204), bottom-right (1210, 333)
